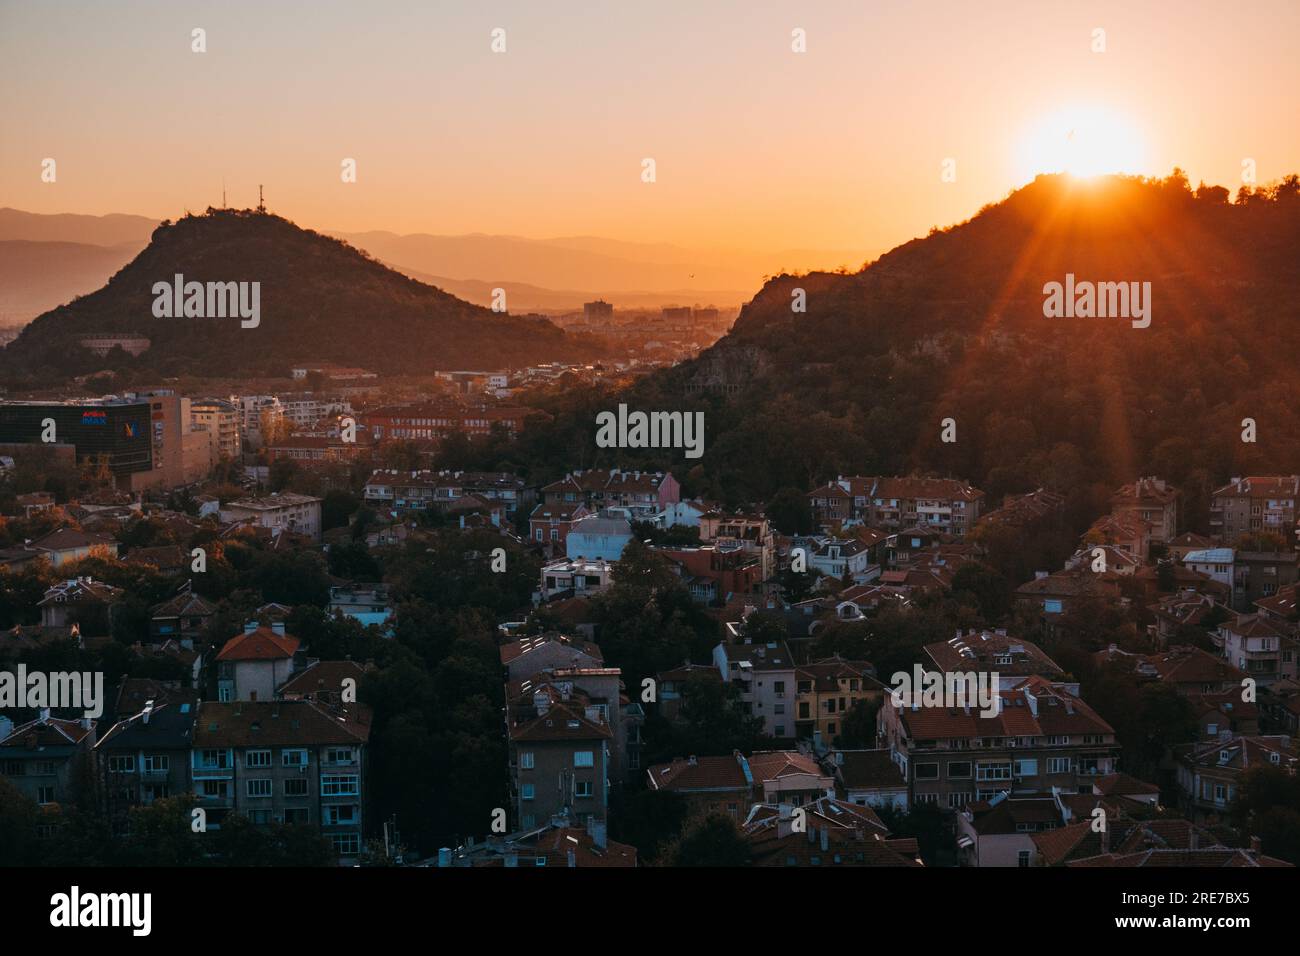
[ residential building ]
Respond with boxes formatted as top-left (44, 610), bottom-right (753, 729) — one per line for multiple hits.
top-left (190, 698), bottom-right (371, 861)
top-left (506, 690), bottom-right (612, 832)
top-left (536, 557), bottom-right (613, 602)
top-left (924, 630), bottom-right (1065, 688)
top-left (38, 577), bottom-right (122, 637)
top-left (1210, 476), bottom-right (1300, 543)
top-left (1175, 734), bottom-right (1297, 822)
top-left (742, 796), bottom-right (921, 867)
top-left (540, 468), bottom-right (680, 519)
top-left (222, 492), bottom-right (322, 542)
top-left (794, 657), bottom-right (884, 741)
top-left (0, 712), bottom-right (97, 808)
top-left (96, 692), bottom-right (198, 827)
top-left (565, 510), bottom-right (633, 562)
top-left (828, 749), bottom-right (909, 810)
top-left (714, 639), bottom-right (797, 739)
top-left (528, 501), bottom-right (591, 555)
top-left (878, 676), bottom-right (1121, 811)
top-left (328, 585), bottom-right (393, 628)
top-left (645, 752), bottom-right (752, 819)
top-left (149, 590), bottom-right (216, 644)
top-left (1110, 476), bottom-right (1178, 544)
top-left (190, 397), bottom-right (240, 460)
top-left (1232, 551), bottom-right (1299, 611)
top-left (215, 623), bottom-right (301, 702)
top-left (437, 814), bottom-right (636, 867)
top-left (1217, 613), bottom-right (1298, 687)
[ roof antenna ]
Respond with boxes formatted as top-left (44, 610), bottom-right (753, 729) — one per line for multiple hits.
top-left (258, 184), bottom-right (266, 214)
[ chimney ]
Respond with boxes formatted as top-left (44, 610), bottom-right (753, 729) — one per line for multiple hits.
top-left (142, 700), bottom-right (154, 724)
top-left (566, 849), bottom-right (577, 868)
top-left (820, 826), bottom-right (829, 852)
top-left (1249, 835), bottom-right (1261, 853)
top-left (590, 820), bottom-right (607, 849)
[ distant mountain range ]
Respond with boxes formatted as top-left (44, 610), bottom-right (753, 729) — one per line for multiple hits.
top-left (0, 209), bottom-right (610, 383)
top-left (0, 207), bottom-right (868, 322)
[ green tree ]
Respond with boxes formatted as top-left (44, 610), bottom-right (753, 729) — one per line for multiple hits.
top-left (662, 813), bottom-right (752, 867)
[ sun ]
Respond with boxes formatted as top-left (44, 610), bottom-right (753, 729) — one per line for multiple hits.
top-left (1014, 105), bottom-right (1149, 182)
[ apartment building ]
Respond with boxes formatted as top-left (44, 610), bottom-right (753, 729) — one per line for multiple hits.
top-left (190, 397), bottom-right (240, 460)
top-left (793, 657), bottom-right (884, 742)
top-left (190, 699), bottom-right (371, 861)
top-left (924, 630), bottom-right (1066, 688)
top-left (1216, 613), bottom-right (1298, 687)
top-left (1175, 734), bottom-right (1297, 822)
top-left (506, 690), bottom-right (612, 832)
top-left (808, 476), bottom-right (984, 536)
top-left (540, 468), bottom-right (680, 519)
top-left (96, 692), bottom-right (198, 826)
top-left (1110, 476), bottom-right (1179, 544)
top-left (698, 512), bottom-right (776, 580)
top-left (222, 492), bottom-right (322, 542)
top-left (878, 676), bottom-right (1121, 811)
top-left (1210, 476), bottom-right (1300, 543)
top-left (713, 639), bottom-right (798, 740)
top-left (0, 713), bottom-right (97, 809)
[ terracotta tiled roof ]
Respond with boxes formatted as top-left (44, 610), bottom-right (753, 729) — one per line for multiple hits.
top-left (646, 753), bottom-right (749, 792)
top-left (216, 626), bottom-right (300, 662)
top-left (193, 699), bottom-right (371, 747)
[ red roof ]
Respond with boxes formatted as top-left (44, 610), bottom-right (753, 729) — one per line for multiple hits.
top-left (216, 626), bottom-right (300, 662)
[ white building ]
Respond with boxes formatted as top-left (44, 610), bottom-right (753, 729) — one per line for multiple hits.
top-left (222, 492), bottom-right (322, 542)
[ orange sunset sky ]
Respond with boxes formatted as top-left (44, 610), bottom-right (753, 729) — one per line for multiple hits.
top-left (2, 0), bottom-right (1298, 272)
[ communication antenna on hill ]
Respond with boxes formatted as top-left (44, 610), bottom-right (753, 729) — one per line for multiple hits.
top-left (222, 178), bottom-right (227, 209)
top-left (257, 184), bottom-right (266, 214)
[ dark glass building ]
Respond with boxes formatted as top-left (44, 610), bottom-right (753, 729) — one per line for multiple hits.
top-left (0, 400), bottom-right (153, 481)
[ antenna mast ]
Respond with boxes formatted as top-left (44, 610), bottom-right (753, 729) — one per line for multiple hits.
top-left (258, 184), bottom-right (266, 213)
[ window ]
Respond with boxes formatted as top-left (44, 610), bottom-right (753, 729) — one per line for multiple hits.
top-left (37, 786), bottom-right (55, 805)
top-left (975, 762), bottom-right (1012, 782)
top-left (142, 755), bottom-right (169, 774)
top-left (201, 780), bottom-right (228, 798)
top-left (915, 763), bottom-right (939, 780)
top-left (284, 778), bottom-right (309, 797)
top-left (1046, 757), bottom-right (1071, 774)
top-left (247, 779), bottom-right (272, 798)
top-left (282, 749), bottom-right (308, 767)
top-left (1018, 850), bottom-right (1031, 868)
top-left (519, 752), bottom-right (535, 769)
top-left (574, 751), bottom-right (594, 768)
top-left (246, 750), bottom-right (272, 768)
top-left (108, 756), bottom-right (135, 773)
top-left (321, 774), bottom-right (359, 796)
top-left (330, 833), bottom-right (361, 856)
top-left (284, 807), bottom-right (310, 825)
top-left (947, 761), bottom-right (972, 779)
top-left (521, 783), bottom-right (535, 801)
top-left (575, 781), bottom-right (593, 799)
top-left (1014, 759), bottom-right (1038, 778)
top-left (324, 805), bottom-right (358, 825)
top-left (326, 747), bottom-right (355, 765)
top-left (199, 749), bottom-right (231, 769)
